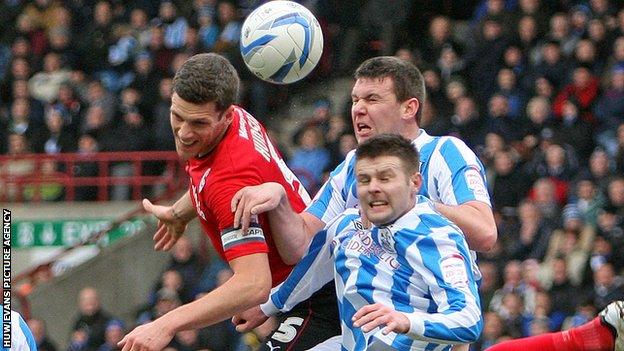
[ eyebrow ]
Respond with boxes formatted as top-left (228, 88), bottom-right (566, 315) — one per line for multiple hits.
top-left (353, 92), bottom-right (382, 100)
top-left (356, 166), bottom-right (396, 176)
top-left (170, 109), bottom-right (210, 122)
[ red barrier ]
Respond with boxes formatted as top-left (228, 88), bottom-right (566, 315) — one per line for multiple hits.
top-left (0, 151), bottom-right (187, 202)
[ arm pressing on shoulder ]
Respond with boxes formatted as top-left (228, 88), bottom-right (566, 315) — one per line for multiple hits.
top-left (120, 252), bottom-right (272, 351)
top-left (143, 191), bottom-right (198, 251)
top-left (435, 200), bottom-right (497, 252)
top-left (231, 182), bottom-right (325, 264)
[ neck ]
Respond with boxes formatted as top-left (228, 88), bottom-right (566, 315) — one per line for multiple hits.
top-left (374, 200), bottom-right (417, 227)
top-left (402, 126), bottom-right (420, 140)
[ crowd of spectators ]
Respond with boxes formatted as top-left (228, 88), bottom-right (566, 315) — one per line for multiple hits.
top-left (33, 238), bottom-right (260, 351)
top-left (385, 1), bottom-right (624, 350)
top-left (4, 0), bottom-right (624, 350)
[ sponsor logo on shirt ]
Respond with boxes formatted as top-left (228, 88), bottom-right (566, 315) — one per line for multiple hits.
top-left (345, 230), bottom-right (400, 270)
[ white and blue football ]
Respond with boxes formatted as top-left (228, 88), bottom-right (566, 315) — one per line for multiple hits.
top-left (240, 1), bottom-right (323, 84)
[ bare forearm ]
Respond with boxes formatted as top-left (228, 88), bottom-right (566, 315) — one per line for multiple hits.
top-left (268, 196), bottom-right (323, 264)
top-left (160, 265), bottom-right (270, 331)
top-left (435, 201), bottom-right (497, 252)
top-left (172, 191), bottom-right (197, 222)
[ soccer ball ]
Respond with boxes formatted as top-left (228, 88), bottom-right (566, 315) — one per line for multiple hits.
top-left (240, 1), bottom-right (323, 84)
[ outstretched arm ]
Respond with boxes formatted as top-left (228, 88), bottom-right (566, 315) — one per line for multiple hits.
top-left (231, 183), bottom-right (325, 264)
top-left (120, 252), bottom-right (272, 351)
top-left (143, 191), bottom-right (197, 251)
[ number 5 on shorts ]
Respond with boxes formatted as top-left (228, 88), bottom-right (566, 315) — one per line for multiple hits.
top-left (271, 317), bottom-right (304, 343)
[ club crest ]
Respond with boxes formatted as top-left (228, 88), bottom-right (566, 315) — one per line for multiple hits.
top-left (379, 227), bottom-right (396, 253)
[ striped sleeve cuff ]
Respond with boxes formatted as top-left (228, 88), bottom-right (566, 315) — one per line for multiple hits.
top-left (405, 311), bottom-right (425, 337)
top-left (260, 297), bottom-right (279, 316)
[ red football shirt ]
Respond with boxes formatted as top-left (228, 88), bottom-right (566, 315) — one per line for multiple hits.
top-left (186, 106), bottom-right (310, 286)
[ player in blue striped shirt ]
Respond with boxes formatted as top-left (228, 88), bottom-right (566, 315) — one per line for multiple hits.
top-left (252, 134), bottom-right (482, 350)
top-left (230, 56), bottom-right (494, 350)
top-left (2, 309), bottom-right (38, 351)
top-left (231, 56), bottom-right (495, 265)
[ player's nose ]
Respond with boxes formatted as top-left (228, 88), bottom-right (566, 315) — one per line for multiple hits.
top-left (367, 178), bottom-right (382, 192)
top-left (177, 122), bottom-right (193, 139)
top-left (352, 99), bottom-right (366, 116)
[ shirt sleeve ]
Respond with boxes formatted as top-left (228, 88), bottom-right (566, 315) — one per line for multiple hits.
top-left (403, 230), bottom-right (482, 344)
top-left (204, 165), bottom-right (268, 261)
top-left (433, 137), bottom-right (491, 206)
top-left (306, 152), bottom-right (354, 223)
top-left (261, 216), bottom-right (342, 315)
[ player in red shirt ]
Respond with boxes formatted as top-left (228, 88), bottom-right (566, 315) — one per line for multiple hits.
top-left (119, 53), bottom-right (340, 351)
top-left (185, 103), bottom-right (308, 286)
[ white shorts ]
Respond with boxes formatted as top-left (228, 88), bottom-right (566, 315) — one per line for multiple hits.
top-left (306, 334), bottom-right (401, 350)
top-left (307, 335), bottom-right (341, 350)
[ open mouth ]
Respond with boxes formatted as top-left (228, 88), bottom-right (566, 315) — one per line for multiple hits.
top-left (369, 200), bottom-right (388, 208)
top-left (179, 139), bottom-right (196, 147)
top-left (356, 123), bottom-right (372, 133)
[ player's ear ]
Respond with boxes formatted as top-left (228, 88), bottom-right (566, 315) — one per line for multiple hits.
top-left (401, 97), bottom-right (420, 122)
top-left (410, 171), bottom-right (422, 193)
top-left (222, 105), bottom-right (234, 122)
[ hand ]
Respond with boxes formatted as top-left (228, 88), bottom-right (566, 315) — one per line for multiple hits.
top-left (231, 305), bottom-right (269, 333)
top-left (231, 183), bottom-right (285, 234)
top-left (143, 199), bottom-right (188, 251)
top-left (352, 303), bottom-right (410, 335)
top-left (118, 319), bottom-right (175, 351)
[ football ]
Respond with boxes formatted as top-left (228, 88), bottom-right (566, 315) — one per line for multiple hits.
top-left (240, 1), bottom-right (323, 84)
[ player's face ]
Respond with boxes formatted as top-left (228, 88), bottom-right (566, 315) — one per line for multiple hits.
top-left (170, 93), bottom-right (232, 160)
top-left (351, 77), bottom-right (406, 143)
top-left (355, 155), bottom-right (421, 226)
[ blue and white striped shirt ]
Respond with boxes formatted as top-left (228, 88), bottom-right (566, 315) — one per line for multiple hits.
top-left (263, 196), bottom-right (483, 350)
top-left (307, 130), bottom-right (490, 223)
top-left (2, 310), bottom-right (37, 351)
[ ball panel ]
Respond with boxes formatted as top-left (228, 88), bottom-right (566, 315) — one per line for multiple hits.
top-left (250, 45), bottom-right (288, 81)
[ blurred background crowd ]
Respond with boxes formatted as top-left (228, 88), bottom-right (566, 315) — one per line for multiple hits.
top-left (2, 0), bottom-right (624, 350)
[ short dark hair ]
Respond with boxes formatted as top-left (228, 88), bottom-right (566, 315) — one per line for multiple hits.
top-left (172, 53), bottom-right (239, 111)
top-left (355, 134), bottom-right (420, 174)
top-left (354, 56), bottom-right (426, 124)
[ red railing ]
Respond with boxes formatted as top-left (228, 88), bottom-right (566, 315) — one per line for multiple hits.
top-left (0, 151), bottom-right (187, 202)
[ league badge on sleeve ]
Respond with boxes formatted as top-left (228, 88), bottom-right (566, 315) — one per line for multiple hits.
top-left (464, 166), bottom-right (487, 197)
top-left (439, 254), bottom-right (469, 289)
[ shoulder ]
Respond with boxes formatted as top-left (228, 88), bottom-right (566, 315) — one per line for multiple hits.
top-left (423, 135), bottom-right (483, 173)
top-left (329, 149), bottom-right (357, 177)
top-left (214, 111), bottom-right (277, 173)
top-left (432, 135), bottom-right (471, 153)
top-left (395, 197), bottom-right (460, 237)
top-left (221, 123), bottom-right (266, 164)
top-left (325, 208), bottom-right (360, 234)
